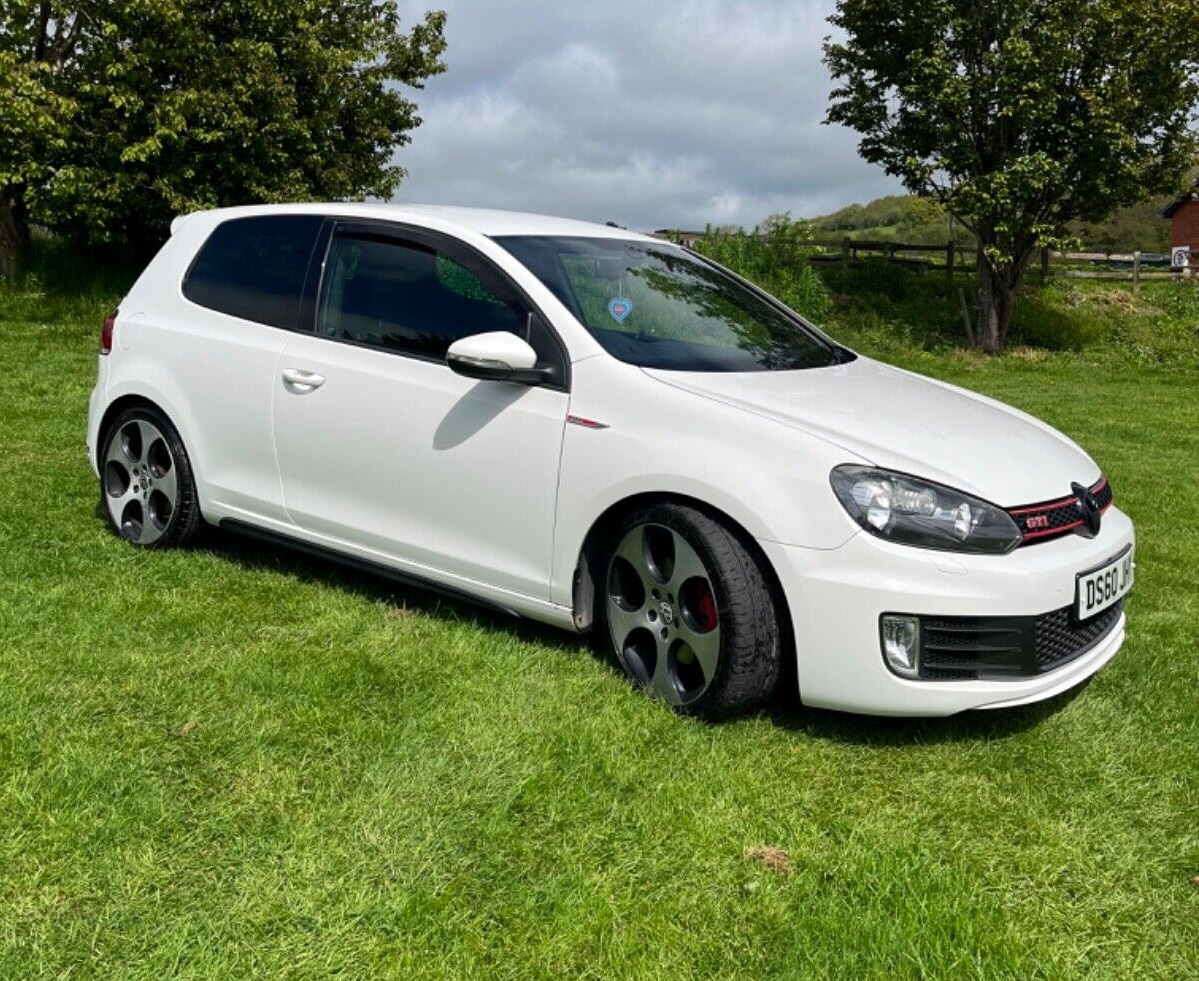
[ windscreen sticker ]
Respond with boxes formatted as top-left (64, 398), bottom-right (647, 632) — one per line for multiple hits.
top-left (608, 298), bottom-right (633, 324)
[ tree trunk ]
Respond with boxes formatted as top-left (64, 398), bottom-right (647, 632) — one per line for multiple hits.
top-left (0, 190), bottom-right (22, 279)
top-left (975, 249), bottom-right (1020, 353)
top-left (11, 186), bottom-right (30, 251)
top-left (975, 253), bottom-right (999, 353)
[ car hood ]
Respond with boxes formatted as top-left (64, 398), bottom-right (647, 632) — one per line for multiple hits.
top-left (643, 356), bottom-right (1099, 506)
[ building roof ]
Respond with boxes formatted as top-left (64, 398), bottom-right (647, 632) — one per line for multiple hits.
top-left (1162, 182), bottom-right (1198, 219)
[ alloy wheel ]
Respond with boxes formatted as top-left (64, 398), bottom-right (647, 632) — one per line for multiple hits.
top-left (606, 523), bottom-right (721, 707)
top-left (102, 418), bottom-right (178, 546)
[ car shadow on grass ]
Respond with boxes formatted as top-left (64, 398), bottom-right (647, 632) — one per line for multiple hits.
top-left (198, 524), bottom-right (587, 656)
top-left (196, 523), bottom-right (1087, 744)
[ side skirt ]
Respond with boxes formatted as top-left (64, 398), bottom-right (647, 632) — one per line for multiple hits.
top-left (219, 518), bottom-right (521, 619)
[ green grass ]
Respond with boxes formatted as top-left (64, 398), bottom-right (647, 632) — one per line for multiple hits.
top-left (1, 252), bottom-right (1198, 979)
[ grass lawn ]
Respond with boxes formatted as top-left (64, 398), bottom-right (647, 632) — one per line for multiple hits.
top-left (1, 261), bottom-right (1197, 979)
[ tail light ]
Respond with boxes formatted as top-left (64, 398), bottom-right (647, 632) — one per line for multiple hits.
top-left (101, 310), bottom-right (117, 354)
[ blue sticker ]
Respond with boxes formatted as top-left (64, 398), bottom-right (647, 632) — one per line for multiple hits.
top-left (608, 297), bottom-right (633, 324)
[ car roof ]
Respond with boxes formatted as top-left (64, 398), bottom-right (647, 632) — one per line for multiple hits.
top-left (173, 202), bottom-right (658, 242)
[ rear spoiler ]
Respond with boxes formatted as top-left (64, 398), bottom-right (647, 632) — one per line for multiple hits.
top-left (169, 213), bottom-right (198, 236)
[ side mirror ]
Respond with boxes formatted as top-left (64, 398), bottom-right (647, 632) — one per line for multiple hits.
top-left (446, 331), bottom-right (551, 385)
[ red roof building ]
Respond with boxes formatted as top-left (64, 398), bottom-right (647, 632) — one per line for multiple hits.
top-left (1162, 182), bottom-right (1199, 250)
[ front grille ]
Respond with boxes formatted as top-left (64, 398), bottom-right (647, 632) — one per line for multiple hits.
top-left (914, 599), bottom-right (1124, 680)
top-left (1008, 477), bottom-right (1113, 546)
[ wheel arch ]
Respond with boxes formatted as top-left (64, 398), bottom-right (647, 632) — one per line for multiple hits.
top-left (94, 394), bottom-right (178, 471)
top-left (570, 492), bottom-right (795, 671)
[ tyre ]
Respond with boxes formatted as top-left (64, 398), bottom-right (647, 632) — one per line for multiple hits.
top-left (99, 405), bottom-right (201, 548)
top-left (601, 503), bottom-right (781, 719)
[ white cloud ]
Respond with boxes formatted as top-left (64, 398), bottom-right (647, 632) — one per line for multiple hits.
top-left (392, 0), bottom-right (900, 230)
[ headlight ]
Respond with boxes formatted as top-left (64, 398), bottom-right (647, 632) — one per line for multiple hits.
top-left (830, 465), bottom-right (1021, 554)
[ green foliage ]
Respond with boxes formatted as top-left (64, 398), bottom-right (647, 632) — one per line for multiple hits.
top-left (825, 0), bottom-right (1199, 350)
top-left (1070, 198), bottom-right (1177, 254)
top-left (820, 267), bottom-right (966, 353)
top-left (1007, 286), bottom-right (1107, 351)
top-left (1039, 280), bottom-right (1199, 364)
top-left (690, 213), bottom-right (833, 323)
top-left (0, 29), bottom-right (74, 273)
top-left (0, 1), bottom-right (446, 261)
top-left (435, 255), bottom-right (506, 307)
top-left (831, 271), bottom-right (1199, 366)
top-left (811, 192), bottom-right (1177, 254)
top-left (0, 51), bottom-right (70, 198)
top-left (812, 194), bottom-right (971, 246)
top-left (0, 231), bottom-right (140, 324)
top-left (828, 257), bottom-right (911, 303)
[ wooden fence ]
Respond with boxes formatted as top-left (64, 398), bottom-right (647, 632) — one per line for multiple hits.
top-left (806, 239), bottom-right (1195, 289)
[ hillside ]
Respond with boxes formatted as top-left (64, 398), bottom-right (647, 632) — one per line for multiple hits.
top-left (807, 193), bottom-right (1176, 252)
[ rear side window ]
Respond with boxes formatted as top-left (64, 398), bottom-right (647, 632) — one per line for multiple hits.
top-left (317, 234), bottom-right (525, 358)
top-left (184, 215), bottom-right (323, 329)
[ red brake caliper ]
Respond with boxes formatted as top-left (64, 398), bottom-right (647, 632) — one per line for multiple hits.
top-left (695, 583), bottom-right (718, 632)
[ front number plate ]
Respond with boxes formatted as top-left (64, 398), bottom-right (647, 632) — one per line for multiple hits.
top-left (1076, 546), bottom-right (1134, 620)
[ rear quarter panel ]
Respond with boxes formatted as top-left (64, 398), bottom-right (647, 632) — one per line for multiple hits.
top-left (98, 214), bottom-right (291, 523)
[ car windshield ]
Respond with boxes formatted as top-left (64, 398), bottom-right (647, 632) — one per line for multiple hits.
top-left (494, 236), bottom-right (845, 372)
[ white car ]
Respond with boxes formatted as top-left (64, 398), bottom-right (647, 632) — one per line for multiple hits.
top-left (87, 204), bottom-right (1134, 718)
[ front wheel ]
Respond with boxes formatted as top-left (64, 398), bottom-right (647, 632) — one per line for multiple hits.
top-left (601, 503), bottom-right (781, 720)
top-left (99, 406), bottom-right (201, 548)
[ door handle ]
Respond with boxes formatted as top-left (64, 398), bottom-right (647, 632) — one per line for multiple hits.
top-left (281, 368), bottom-right (326, 391)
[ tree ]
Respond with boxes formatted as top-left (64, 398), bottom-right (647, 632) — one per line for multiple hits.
top-left (0, 2), bottom-right (447, 273)
top-left (0, 17), bottom-right (74, 276)
top-left (824, 0), bottom-right (1199, 351)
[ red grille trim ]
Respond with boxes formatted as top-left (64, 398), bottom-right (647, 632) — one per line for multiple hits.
top-left (1007, 476), bottom-right (1112, 546)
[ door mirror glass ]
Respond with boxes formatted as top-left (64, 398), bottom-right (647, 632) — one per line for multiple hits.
top-left (446, 331), bottom-right (548, 384)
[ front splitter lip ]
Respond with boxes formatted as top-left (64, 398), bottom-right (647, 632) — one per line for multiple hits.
top-left (970, 614), bottom-right (1125, 710)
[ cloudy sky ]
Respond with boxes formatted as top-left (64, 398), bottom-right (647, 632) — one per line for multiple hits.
top-left (392, 0), bottom-right (901, 231)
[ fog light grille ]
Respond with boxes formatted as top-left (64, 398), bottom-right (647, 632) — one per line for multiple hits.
top-left (882, 600), bottom-right (1125, 681)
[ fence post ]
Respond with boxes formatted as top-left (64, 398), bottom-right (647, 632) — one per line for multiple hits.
top-left (841, 238), bottom-right (850, 272)
top-left (1132, 251), bottom-right (1141, 293)
top-left (1041, 247), bottom-right (1050, 284)
top-left (958, 288), bottom-right (975, 347)
top-left (946, 240), bottom-right (954, 282)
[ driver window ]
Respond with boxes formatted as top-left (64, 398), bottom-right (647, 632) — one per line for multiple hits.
top-left (317, 235), bottom-right (526, 358)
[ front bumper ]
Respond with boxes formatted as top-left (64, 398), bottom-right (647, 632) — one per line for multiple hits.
top-left (760, 505), bottom-right (1134, 716)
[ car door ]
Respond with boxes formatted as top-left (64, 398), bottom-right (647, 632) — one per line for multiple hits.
top-left (270, 220), bottom-right (570, 601)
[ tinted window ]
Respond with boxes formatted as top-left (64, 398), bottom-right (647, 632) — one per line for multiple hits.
top-left (317, 235), bottom-right (525, 358)
top-left (184, 215), bottom-right (323, 329)
top-left (495, 236), bottom-right (841, 372)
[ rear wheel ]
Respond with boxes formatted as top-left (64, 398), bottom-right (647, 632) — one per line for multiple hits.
top-left (602, 503), bottom-right (781, 719)
top-left (100, 406), bottom-right (201, 548)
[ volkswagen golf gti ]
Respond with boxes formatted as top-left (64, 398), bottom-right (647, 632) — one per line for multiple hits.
top-left (87, 204), bottom-right (1135, 718)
